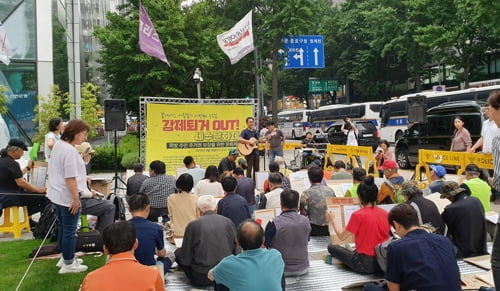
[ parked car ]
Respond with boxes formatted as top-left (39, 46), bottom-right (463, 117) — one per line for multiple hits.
top-left (325, 120), bottom-right (380, 150)
top-left (394, 101), bottom-right (484, 169)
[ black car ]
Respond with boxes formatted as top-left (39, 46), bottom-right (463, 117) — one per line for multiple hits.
top-left (325, 120), bottom-right (380, 150)
top-left (394, 101), bottom-right (484, 169)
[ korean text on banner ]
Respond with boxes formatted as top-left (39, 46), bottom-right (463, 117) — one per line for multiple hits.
top-left (146, 103), bottom-right (253, 175)
top-left (0, 22), bottom-right (12, 65)
top-left (216, 10), bottom-right (254, 65)
top-left (139, 4), bottom-right (170, 66)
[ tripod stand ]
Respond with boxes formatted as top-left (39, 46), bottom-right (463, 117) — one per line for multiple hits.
top-left (108, 130), bottom-right (127, 221)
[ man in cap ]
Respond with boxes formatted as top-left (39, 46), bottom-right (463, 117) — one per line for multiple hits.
top-left (377, 160), bottom-right (404, 204)
top-left (461, 163), bottom-right (491, 212)
top-left (218, 149), bottom-right (239, 178)
top-left (427, 165), bottom-right (446, 195)
top-left (0, 139), bottom-right (48, 219)
top-left (441, 181), bottom-right (487, 258)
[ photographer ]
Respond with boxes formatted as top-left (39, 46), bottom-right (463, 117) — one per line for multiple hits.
top-left (341, 117), bottom-right (362, 167)
top-left (374, 140), bottom-right (393, 178)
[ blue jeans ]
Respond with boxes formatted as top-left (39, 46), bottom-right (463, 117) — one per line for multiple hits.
top-left (269, 149), bottom-right (283, 164)
top-left (55, 204), bottom-right (81, 262)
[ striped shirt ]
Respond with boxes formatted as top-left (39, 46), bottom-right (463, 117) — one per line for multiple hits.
top-left (492, 135), bottom-right (500, 191)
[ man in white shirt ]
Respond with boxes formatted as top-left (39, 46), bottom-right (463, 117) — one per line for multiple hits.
top-left (470, 105), bottom-right (500, 153)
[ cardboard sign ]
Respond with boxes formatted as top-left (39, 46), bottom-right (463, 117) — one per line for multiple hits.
top-left (326, 197), bottom-right (360, 245)
top-left (31, 161), bottom-right (48, 188)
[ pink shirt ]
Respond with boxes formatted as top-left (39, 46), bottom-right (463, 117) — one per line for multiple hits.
top-left (451, 128), bottom-right (472, 151)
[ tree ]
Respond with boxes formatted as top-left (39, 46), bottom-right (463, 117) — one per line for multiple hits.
top-left (0, 85), bottom-right (7, 114)
top-left (80, 83), bottom-right (102, 138)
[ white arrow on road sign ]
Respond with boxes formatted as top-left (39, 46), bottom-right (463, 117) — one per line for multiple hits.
top-left (313, 48), bottom-right (319, 66)
top-left (293, 48), bottom-right (304, 66)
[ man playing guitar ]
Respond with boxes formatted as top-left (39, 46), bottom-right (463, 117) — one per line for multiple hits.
top-left (238, 117), bottom-right (260, 180)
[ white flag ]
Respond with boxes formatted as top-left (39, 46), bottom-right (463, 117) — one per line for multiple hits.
top-left (0, 22), bottom-right (12, 66)
top-left (216, 10), bottom-right (254, 65)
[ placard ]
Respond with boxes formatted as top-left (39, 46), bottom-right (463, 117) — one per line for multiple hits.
top-left (254, 208), bottom-right (276, 229)
top-left (326, 197), bottom-right (360, 244)
top-left (256, 171), bottom-right (269, 190)
top-left (31, 161), bottom-right (48, 188)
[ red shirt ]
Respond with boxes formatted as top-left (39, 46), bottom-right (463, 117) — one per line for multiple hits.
top-left (346, 206), bottom-right (390, 256)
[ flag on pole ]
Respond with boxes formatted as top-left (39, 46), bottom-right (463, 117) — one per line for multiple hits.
top-left (216, 10), bottom-right (254, 65)
top-left (139, 4), bottom-right (170, 66)
top-left (0, 22), bottom-right (12, 66)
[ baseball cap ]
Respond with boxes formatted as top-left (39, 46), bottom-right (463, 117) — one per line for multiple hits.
top-left (229, 148), bottom-right (240, 156)
top-left (465, 163), bottom-right (480, 174)
top-left (430, 165), bottom-right (446, 178)
top-left (75, 142), bottom-right (95, 155)
top-left (440, 181), bottom-right (465, 199)
top-left (8, 139), bottom-right (28, 151)
top-left (378, 159), bottom-right (398, 170)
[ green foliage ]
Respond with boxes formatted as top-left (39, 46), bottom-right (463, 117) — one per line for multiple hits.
top-left (80, 83), bottom-right (102, 139)
top-left (121, 152), bottom-right (139, 169)
top-left (0, 85), bottom-right (7, 114)
top-left (32, 85), bottom-right (70, 144)
top-left (118, 132), bottom-right (140, 156)
top-left (91, 144), bottom-right (119, 171)
top-left (0, 239), bottom-right (105, 290)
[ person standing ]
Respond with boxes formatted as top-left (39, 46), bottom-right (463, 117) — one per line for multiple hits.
top-left (239, 117), bottom-right (260, 180)
top-left (450, 116), bottom-right (472, 152)
top-left (126, 163), bottom-right (148, 197)
top-left (265, 121), bottom-right (285, 163)
top-left (139, 160), bottom-right (176, 222)
top-left (470, 104), bottom-right (500, 154)
top-left (341, 117), bottom-right (362, 167)
top-left (47, 119), bottom-right (89, 274)
top-left (44, 117), bottom-right (64, 162)
top-left (486, 91), bottom-right (500, 288)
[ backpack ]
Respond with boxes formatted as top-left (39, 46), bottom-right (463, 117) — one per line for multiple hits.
top-left (33, 203), bottom-right (58, 241)
top-left (107, 193), bottom-right (126, 221)
top-left (383, 180), bottom-right (405, 204)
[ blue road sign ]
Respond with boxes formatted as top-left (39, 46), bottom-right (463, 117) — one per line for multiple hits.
top-left (281, 35), bottom-right (325, 69)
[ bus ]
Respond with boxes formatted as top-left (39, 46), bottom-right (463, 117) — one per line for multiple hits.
top-left (379, 85), bottom-right (500, 143)
top-left (308, 102), bottom-right (383, 135)
top-left (277, 109), bottom-right (310, 139)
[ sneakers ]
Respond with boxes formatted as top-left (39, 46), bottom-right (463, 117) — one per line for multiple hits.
top-left (56, 257), bottom-right (83, 268)
top-left (58, 259), bottom-right (88, 274)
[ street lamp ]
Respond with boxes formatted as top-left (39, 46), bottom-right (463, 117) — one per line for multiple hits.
top-left (193, 67), bottom-right (203, 99)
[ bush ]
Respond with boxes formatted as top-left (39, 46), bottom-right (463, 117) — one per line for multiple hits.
top-left (119, 132), bottom-right (139, 156)
top-left (121, 152), bottom-right (139, 169)
top-left (92, 144), bottom-right (121, 171)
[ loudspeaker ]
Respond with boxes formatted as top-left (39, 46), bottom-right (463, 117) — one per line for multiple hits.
top-left (407, 95), bottom-right (427, 124)
top-left (104, 99), bottom-right (126, 131)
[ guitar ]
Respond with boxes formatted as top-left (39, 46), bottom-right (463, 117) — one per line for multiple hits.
top-left (237, 137), bottom-right (258, 156)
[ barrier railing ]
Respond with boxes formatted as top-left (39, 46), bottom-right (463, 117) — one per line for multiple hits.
top-left (414, 149), bottom-right (493, 184)
top-left (324, 144), bottom-right (378, 177)
top-left (258, 142), bottom-right (302, 151)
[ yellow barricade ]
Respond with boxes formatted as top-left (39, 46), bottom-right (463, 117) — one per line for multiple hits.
top-left (414, 149), bottom-right (493, 182)
top-left (324, 144), bottom-right (378, 177)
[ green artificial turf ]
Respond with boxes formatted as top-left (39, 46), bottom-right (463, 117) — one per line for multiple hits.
top-left (0, 239), bottom-right (106, 291)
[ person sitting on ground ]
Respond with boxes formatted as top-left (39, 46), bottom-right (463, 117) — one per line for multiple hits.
top-left (377, 160), bottom-right (405, 204)
top-left (259, 173), bottom-right (284, 210)
top-left (218, 149), bottom-right (239, 178)
top-left (382, 204), bottom-right (460, 291)
top-left (81, 221), bottom-right (164, 291)
top-left (128, 193), bottom-right (173, 274)
top-left (263, 162), bottom-right (291, 193)
top-left (139, 160), bottom-right (176, 222)
top-left (461, 163), bottom-right (491, 212)
top-left (175, 195), bottom-right (238, 289)
top-left (183, 155), bottom-right (205, 186)
top-left (300, 166), bottom-right (336, 236)
top-left (440, 181), bottom-right (487, 258)
top-left (265, 189), bottom-right (311, 276)
top-left (126, 163), bottom-right (149, 198)
top-left (330, 160), bottom-right (353, 180)
top-left (232, 167), bottom-right (257, 214)
top-left (0, 139), bottom-right (48, 219)
top-left (345, 167), bottom-right (366, 198)
top-left (374, 139), bottom-right (392, 178)
top-left (167, 173), bottom-right (199, 237)
top-left (194, 165), bottom-right (224, 197)
top-left (401, 181), bottom-right (445, 235)
top-left (425, 165), bottom-right (447, 195)
top-left (217, 176), bottom-right (251, 227)
top-left (208, 219), bottom-right (285, 291)
top-left (327, 176), bottom-right (390, 274)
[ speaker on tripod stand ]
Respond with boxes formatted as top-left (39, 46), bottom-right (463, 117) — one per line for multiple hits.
top-left (104, 99), bottom-right (127, 220)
